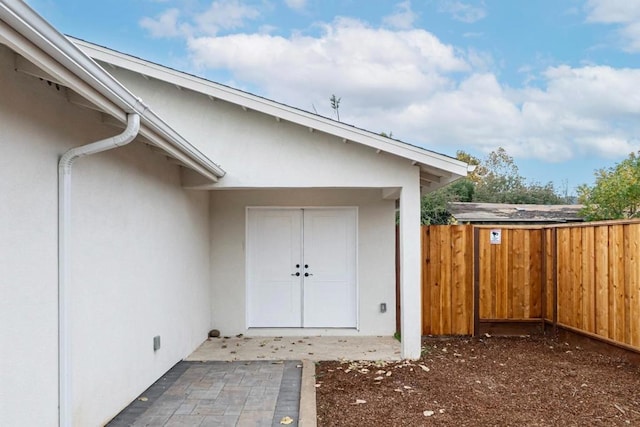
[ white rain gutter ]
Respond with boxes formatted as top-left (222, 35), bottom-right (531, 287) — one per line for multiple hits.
top-left (57, 113), bottom-right (140, 427)
top-left (0, 0), bottom-right (225, 181)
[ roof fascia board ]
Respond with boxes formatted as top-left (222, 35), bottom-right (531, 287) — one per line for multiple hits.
top-left (0, 1), bottom-right (224, 180)
top-left (74, 38), bottom-right (468, 178)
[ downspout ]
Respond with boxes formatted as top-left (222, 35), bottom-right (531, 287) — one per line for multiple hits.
top-left (58, 113), bottom-right (140, 427)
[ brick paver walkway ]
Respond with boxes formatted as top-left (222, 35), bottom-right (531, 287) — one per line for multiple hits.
top-left (107, 360), bottom-right (301, 427)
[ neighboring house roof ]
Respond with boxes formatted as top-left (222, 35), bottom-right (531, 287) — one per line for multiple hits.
top-left (449, 202), bottom-right (584, 224)
top-left (0, 1), bottom-right (225, 183)
top-left (71, 38), bottom-right (470, 191)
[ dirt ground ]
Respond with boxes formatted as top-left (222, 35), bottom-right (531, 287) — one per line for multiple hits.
top-left (316, 336), bottom-right (640, 426)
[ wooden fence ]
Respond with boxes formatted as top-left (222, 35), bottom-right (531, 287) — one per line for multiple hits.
top-left (421, 221), bottom-right (640, 352)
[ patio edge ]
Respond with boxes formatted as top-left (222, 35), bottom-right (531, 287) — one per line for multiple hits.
top-left (298, 359), bottom-right (317, 427)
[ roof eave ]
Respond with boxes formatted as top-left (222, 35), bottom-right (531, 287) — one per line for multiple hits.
top-left (0, 1), bottom-right (224, 181)
top-left (72, 38), bottom-right (468, 183)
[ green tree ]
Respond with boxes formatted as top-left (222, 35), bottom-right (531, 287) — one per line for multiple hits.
top-left (419, 147), bottom-right (565, 225)
top-left (421, 190), bottom-right (454, 225)
top-left (577, 152), bottom-right (640, 221)
top-left (472, 147), bottom-right (562, 204)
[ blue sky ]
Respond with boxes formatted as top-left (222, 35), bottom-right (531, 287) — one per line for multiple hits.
top-left (28, 0), bottom-right (640, 195)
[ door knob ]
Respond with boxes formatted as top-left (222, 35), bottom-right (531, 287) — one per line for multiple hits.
top-left (304, 272), bottom-right (313, 277)
top-left (304, 264), bottom-right (309, 268)
top-left (291, 272), bottom-right (300, 276)
top-left (296, 264), bottom-right (300, 268)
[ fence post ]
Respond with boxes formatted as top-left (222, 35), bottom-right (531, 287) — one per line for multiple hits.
top-left (552, 227), bottom-right (558, 335)
top-left (541, 228), bottom-right (547, 330)
top-left (473, 226), bottom-right (480, 337)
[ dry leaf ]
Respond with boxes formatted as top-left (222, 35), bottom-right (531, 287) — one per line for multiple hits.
top-left (386, 371), bottom-right (392, 377)
top-left (280, 416), bottom-right (294, 425)
top-left (403, 385), bottom-right (412, 389)
top-left (138, 397), bottom-right (148, 402)
top-left (351, 399), bottom-right (367, 405)
top-left (418, 364), bottom-right (430, 372)
top-left (374, 376), bottom-right (384, 381)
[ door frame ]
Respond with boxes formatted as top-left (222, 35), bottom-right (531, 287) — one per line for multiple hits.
top-left (245, 206), bottom-right (359, 330)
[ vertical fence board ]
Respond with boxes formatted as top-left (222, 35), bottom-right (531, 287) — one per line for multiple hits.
top-left (440, 227), bottom-right (452, 335)
top-left (429, 226), bottom-right (442, 334)
top-left (479, 229), bottom-right (492, 319)
top-left (557, 228), bottom-right (571, 325)
top-left (451, 226), bottom-right (466, 334)
top-left (582, 227), bottom-right (596, 334)
top-left (499, 229), bottom-right (509, 318)
top-left (511, 230), bottom-right (525, 318)
top-left (594, 226), bottom-right (609, 337)
top-left (629, 225), bottom-right (640, 347)
top-left (623, 225), bottom-right (634, 345)
top-left (529, 230), bottom-right (542, 318)
top-left (421, 226), bottom-right (431, 335)
top-left (610, 225), bottom-right (625, 343)
top-left (572, 227), bottom-right (584, 330)
top-left (545, 228), bottom-right (554, 321)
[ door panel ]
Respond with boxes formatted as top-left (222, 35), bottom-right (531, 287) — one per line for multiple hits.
top-left (247, 209), bottom-right (302, 327)
top-left (303, 209), bottom-right (357, 327)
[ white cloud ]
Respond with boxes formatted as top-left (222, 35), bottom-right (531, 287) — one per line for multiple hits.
top-left (139, 5), bottom-right (640, 164)
top-left (140, 0), bottom-right (260, 38)
top-left (585, 0), bottom-right (640, 52)
top-left (585, 0), bottom-right (640, 23)
top-left (285, 0), bottom-right (307, 12)
top-left (195, 0), bottom-right (260, 36)
top-left (139, 8), bottom-right (183, 38)
top-left (438, 0), bottom-right (487, 24)
top-left (383, 1), bottom-right (418, 30)
top-left (187, 17), bottom-right (468, 109)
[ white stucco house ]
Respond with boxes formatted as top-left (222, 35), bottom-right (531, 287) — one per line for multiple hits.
top-left (0, 1), bottom-right (468, 425)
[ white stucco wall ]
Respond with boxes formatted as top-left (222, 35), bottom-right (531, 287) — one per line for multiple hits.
top-left (1, 46), bottom-right (64, 427)
top-left (210, 189), bottom-right (397, 336)
top-left (69, 142), bottom-right (211, 426)
top-left (103, 66), bottom-right (423, 357)
top-left (98, 66), bottom-right (421, 189)
top-left (0, 46), bottom-right (212, 426)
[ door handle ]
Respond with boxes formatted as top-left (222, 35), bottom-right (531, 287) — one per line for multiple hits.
top-left (304, 272), bottom-right (313, 277)
top-left (291, 272), bottom-right (300, 276)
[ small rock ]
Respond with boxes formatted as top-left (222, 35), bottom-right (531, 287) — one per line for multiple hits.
top-left (208, 329), bottom-right (220, 338)
top-left (423, 410), bottom-right (435, 417)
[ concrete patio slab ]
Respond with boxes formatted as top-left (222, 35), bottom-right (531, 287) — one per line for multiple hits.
top-left (186, 336), bottom-right (402, 362)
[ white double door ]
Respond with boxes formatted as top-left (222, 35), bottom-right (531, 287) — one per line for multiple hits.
top-left (247, 208), bottom-right (357, 328)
